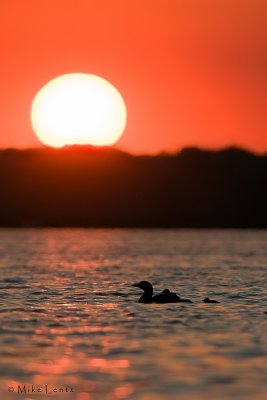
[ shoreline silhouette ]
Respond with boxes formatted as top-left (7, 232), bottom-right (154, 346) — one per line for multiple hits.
top-left (0, 145), bottom-right (266, 228)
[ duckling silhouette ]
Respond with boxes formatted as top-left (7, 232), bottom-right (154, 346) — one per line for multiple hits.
top-left (162, 289), bottom-right (192, 303)
top-left (162, 288), bottom-right (172, 294)
top-left (132, 281), bottom-right (192, 304)
top-left (202, 297), bottom-right (220, 304)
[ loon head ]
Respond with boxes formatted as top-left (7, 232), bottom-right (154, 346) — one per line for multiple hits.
top-left (132, 281), bottom-right (153, 295)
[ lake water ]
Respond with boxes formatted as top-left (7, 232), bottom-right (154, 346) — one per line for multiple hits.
top-left (0, 228), bottom-right (267, 400)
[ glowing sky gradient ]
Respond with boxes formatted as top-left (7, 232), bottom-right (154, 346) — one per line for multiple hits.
top-left (0, 0), bottom-right (266, 154)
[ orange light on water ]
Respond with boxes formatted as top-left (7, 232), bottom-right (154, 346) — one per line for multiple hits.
top-left (76, 393), bottom-right (92, 400)
top-left (113, 384), bottom-right (134, 398)
top-left (88, 358), bottom-right (130, 370)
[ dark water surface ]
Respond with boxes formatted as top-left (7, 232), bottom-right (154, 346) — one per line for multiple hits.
top-left (0, 228), bottom-right (267, 400)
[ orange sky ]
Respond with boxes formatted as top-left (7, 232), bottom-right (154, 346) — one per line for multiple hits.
top-left (0, 0), bottom-right (267, 154)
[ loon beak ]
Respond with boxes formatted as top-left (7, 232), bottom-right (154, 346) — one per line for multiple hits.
top-left (132, 282), bottom-right (140, 287)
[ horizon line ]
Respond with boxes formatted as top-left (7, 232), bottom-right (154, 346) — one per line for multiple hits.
top-left (0, 144), bottom-right (266, 157)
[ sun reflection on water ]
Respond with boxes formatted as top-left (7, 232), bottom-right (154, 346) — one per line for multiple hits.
top-left (1, 229), bottom-right (267, 400)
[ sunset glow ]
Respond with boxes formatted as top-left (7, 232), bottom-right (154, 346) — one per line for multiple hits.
top-left (30, 74), bottom-right (127, 147)
top-left (1, 1), bottom-right (267, 153)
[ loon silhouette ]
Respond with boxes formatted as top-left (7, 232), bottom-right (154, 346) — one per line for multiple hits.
top-left (202, 297), bottom-right (220, 303)
top-left (132, 281), bottom-right (192, 304)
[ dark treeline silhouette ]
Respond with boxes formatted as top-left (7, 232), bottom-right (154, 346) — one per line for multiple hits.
top-left (0, 145), bottom-right (266, 227)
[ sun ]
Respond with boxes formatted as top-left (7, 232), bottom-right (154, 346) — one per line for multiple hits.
top-left (30, 73), bottom-right (127, 148)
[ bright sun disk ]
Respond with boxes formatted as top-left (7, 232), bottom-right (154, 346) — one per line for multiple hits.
top-left (30, 73), bottom-right (127, 148)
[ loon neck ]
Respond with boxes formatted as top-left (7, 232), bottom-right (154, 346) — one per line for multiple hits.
top-left (139, 292), bottom-right (153, 303)
top-left (144, 287), bottom-right (153, 296)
